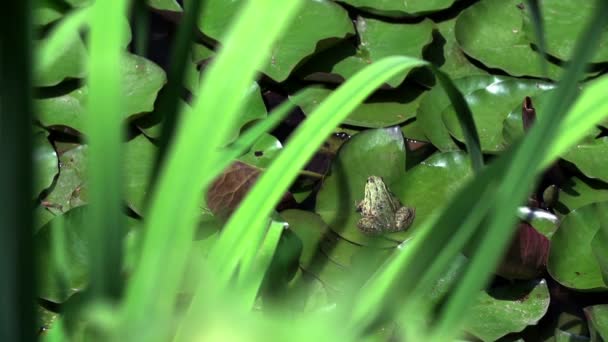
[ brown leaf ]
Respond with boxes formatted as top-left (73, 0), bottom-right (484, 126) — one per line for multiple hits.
top-left (496, 222), bottom-right (550, 280)
top-left (206, 161), bottom-right (295, 220)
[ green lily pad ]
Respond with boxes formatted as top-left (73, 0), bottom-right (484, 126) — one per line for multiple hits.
top-left (417, 75), bottom-right (508, 151)
top-left (455, 0), bottom-right (563, 79)
top-left (34, 130), bottom-right (59, 198)
top-left (400, 119), bottom-right (429, 142)
top-left (315, 127), bottom-right (406, 247)
top-left (281, 209), bottom-right (352, 292)
top-left (441, 77), bottom-right (554, 153)
top-left (35, 32), bottom-right (87, 87)
top-left (43, 145), bottom-right (88, 215)
top-left (297, 17), bottom-right (433, 88)
top-left (36, 206), bottom-right (138, 302)
top-left (147, 0), bottom-right (182, 12)
top-left (428, 18), bottom-right (488, 80)
top-left (238, 133), bottom-right (283, 169)
top-left (392, 151), bottom-right (473, 241)
top-left (517, 207), bottom-right (560, 239)
top-left (555, 176), bottom-right (608, 217)
top-left (35, 205), bottom-right (56, 233)
top-left (591, 222), bottom-right (608, 286)
top-left (336, 0), bottom-right (456, 17)
top-left (521, 1), bottom-right (608, 64)
top-left (36, 53), bottom-right (166, 134)
top-left (124, 135), bottom-right (157, 215)
top-left (290, 83), bottom-right (426, 128)
top-left (561, 137), bottom-right (608, 184)
top-left (548, 202), bottom-right (608, 291)
top-left (585, 305), bottom-right (608, 341)
top-left (464, 279), bottom-right (551, 342)
top-left (35, 0), bottom-right (64, 26)
top-left (198, 0), bottom-right (353, 82)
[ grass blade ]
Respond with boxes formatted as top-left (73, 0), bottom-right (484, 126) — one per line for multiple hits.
top-left (85, 0), bottom-right (129, 299)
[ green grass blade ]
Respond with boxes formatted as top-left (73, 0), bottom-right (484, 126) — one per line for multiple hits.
top-left (85, 0), bottom-right (129, 299)
top-left (121, 0), bottom-right (304, 333)
top-left (206, 57), bottom-right (428, 289)
top-left (432, 67), bottom-right (483, 172)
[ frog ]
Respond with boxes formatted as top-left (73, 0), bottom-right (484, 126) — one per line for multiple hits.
top-left (355, 176), bottom-right (415, 235)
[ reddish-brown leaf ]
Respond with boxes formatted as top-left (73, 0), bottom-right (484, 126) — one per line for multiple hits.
top-left (496, 222), bottom-right (550, 280)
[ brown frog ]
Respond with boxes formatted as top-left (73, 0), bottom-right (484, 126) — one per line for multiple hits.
top-left (355, 176), bottom-right (415, 235)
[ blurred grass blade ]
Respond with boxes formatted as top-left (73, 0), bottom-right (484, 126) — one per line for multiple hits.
top-left (206, 57), bottom-right (428, 289)
top-left (131, 0), bottom-right (150, 56)
top-left (37, 7), bottom-right (91, 72)
top-left (85, 0), bottom-right (129, 299)
top-left (524, 0), bottom-right (549, 78)
top-left (122, 0), bottom-right (304, 333)
top-left (432, 67), bottom-right (483, 172)
top-left (433, 2), bottom-right (608, 339)
top-left (50, 215), bottom-right (72, 292)
top-left (1, 0), bottom-right (35, 340)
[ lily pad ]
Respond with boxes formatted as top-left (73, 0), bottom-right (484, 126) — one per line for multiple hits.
top-left (555, 176), bottom-right (608, 217)
top-left (197, 0), bottom-right (354, 82)
top-left (561, 137), bottom-right (608, 184)
top-left (521, 1), bottom-right (608, 64)
top-left (35, 0), bottom-right (64, 26)
top-left (392, 151), bottom-right (474, 241)
top-left (517, 207), bottom-right (560, 239)
top-left (43, 145), bottom-right (88, 215)
top-left (336, 0), bottom-right (456, 17)
top-left (36, 206), bottom-right (138, 302)
top-left (35, 31), bottom-right (87, 87)
top-left (441, 77), bottom-right (554, 153)
top-left (282, 209), bottom-right (353, 292)
top-left (238, 133), bottom-right (283, 169)
top-left (400, 119), bottom-right (429, 142)
top-left (36, 53), bottom-right (166, 134)
top-left (124, 135), bottom-right (157, 215)
top-left (290, 83), bottom-right (426, 128)
top-left (417, 75), bottom-right (508, 151)
top-left (548, 202), bottom-right (608, 291)
top-left (455, 0), bottom-right (563, 79)
top-left (591, 218), bottom-right (608, 286)
top-left (315, 127), bottom-right (406, 247)
top-left (464, 279), bottom-right (551, 342)
top-left (147, 0), bottom-right (182, 12)
top-left (34, 129), bottom-right (59, 198)
top-left (427, 18), bottom-right (488, 80)
top-left (585, 305), bottom-right (608, 341)
top-left (297, 17), bottom-right (433, 88)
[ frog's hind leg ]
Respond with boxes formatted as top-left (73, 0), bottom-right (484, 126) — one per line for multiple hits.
top-left (357, 218), bottom-right (382, 235)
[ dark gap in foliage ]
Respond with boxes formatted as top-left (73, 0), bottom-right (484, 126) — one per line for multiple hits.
top-left (426, 0), bottom-right (482, 22)
top-left (35, 79), bottom-right (82, 99)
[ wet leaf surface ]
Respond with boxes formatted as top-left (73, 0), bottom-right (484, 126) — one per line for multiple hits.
top-left (464, 279), bottom-right (550, 342)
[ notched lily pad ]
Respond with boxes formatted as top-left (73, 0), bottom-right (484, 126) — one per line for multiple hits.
top-left (43, 145), bottom-right (88, 215)
top-left (35, 30), bottom-right (87, 87)
top-left (455, 0), bottom-right (563, 79)
top-left (290, 83), bottom-right (426, 128)
top-left (548, 202), bottom-right (608, 291)
top-left (464, 279), bottom-right (551, 342)
top-left (521, 0), bottom-right (608, 64)
top-left (34, 129), bottom-right (59, 198)
top-left (198, 0), bottom-right (354, 82)
top-left (297, 17), bottom-right (433, 88)
top-left (315, 127), bottom-right (406, 247)
top-left (36, 53), bottom-right (166, 135)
